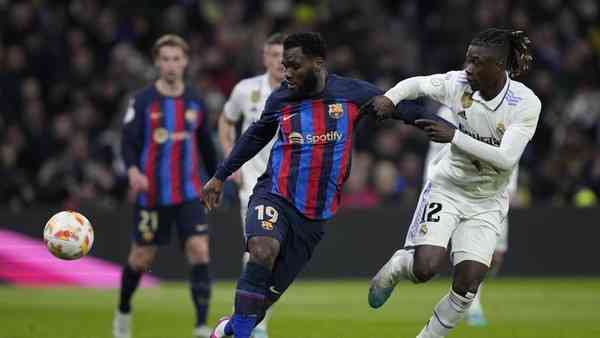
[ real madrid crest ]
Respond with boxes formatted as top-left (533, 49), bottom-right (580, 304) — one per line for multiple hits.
top-left (496, 123), bottom-right (506, 137)
top-left (251, 90), bottom-right (261, 103)
top-left (461, 92), bottom-right (473, 108)
top-left (328, 103), bottom-right (343, 119)
top-left (185, 109), bottom-right (197, 123)
top-left (153, 128), bottom-right (169, 144)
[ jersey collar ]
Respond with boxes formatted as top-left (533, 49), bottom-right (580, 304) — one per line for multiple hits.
top-left (472, 73), bottom-right (510, 111)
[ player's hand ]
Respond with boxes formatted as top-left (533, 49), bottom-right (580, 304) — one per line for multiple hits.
top-left (202, 177), bottom-right (224, 211)
top-left (360, 96), bottom-right (396, 121)
top-left (415, 119), bottom-right (456, 143)
top-left (128, 167), bottom-right (149, 193)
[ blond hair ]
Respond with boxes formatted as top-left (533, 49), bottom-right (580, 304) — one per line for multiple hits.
top-left (152, 34), bottom-right (190, 60)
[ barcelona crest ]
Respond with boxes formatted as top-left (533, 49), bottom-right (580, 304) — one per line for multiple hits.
top-left (328, 103), bottom-right (343, 119)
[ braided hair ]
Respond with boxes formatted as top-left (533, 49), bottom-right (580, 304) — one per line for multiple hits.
top-left (470, 28), bottom-right (533, 78)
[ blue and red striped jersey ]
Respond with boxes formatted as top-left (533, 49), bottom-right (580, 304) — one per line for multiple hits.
top-left (216, 74), bottom-right (382, 219)
top-left (122, 84), bottom-right (217, 208)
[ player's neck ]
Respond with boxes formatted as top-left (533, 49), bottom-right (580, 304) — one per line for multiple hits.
top-left (307, 69), bottom-right (328, 97)
top-left (156, 79), bottom-right (185, 97)
top-left (479, 73), bottom-right (507, 101)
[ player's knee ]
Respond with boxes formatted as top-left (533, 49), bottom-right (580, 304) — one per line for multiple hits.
top-left (247, 237), bottom-right (279, 268)
top-left (452, 261), bottom-right (487, 296)
top-left (128, 246), bottom-right (156, 271)
top-left (185, 235), bottom-right (210, 264)
top-left (412, 247), bottom-right (446, 282)
top-left (412, 260), bottom-right (439, 282)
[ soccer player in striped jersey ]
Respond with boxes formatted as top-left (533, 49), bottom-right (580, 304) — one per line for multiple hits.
top-left (202, 32), bottom-right (449, 338)
top-left (114, 35), bottom-right (217, 338)
top-left (217, 32), bottom-right (286, 338)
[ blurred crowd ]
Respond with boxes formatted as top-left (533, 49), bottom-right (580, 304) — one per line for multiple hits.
top-left (1, 0), bottom-right (599, 211)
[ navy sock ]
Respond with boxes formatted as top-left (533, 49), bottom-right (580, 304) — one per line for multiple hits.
top-left (118, 264), bottom-right (142, 313)
top-left (190, 263), bottom-right (211, 327)
top-left (231, 262), bottom-right (272, 338)
top-left (224, 319), bottom-right (234, 336)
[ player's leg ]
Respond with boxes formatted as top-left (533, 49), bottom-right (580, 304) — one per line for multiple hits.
top-left (239, 188), bottom-right (270, 338)
top-left (114, 205), bottom-right (168, 338)
top-left (369, 184), bottom-right (458, 308)
top-left (214, 195), bottom-right (287, 338)
top-left (176, 199), bottom-right (212, 338)
top-left (466, 215), bottom-right (507, 326)
top-left (416, 216), bottom-right (498, 338)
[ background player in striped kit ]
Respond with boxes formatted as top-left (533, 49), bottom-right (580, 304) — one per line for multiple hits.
top-left (203, 32), bottom-right (448, 338)
top-left (114, 34), bottom-right (218, 338)
top-left (217, 32), bottom-right (286, 338)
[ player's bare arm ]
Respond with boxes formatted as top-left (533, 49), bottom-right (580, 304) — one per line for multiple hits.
top-left (218, 114), bottom-right (237, 156)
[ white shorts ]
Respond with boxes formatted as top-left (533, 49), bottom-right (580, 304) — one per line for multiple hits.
top-left (404, 182), bottom-right (508, 267)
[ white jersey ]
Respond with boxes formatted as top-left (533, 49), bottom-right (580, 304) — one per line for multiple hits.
top-left (424, 105), bottom-right (518, 196)
top-left (386, 70), bottom-right (540, 201)
top-left (223, 74), bottom-right (277, 193)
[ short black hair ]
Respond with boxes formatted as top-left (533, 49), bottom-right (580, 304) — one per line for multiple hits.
top-left (284, 32), bottom-right (327, 59)
top-left (470, 28), bottom-right (533, 78)
top-left (265, 32), bottom-right (286, 46)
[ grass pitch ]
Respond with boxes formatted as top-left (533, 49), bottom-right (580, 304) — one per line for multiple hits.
top-left (1, 278), bottom-right (599, 338)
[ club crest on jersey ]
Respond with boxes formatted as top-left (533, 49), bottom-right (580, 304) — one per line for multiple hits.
top-left (153, 128), bottom-right (169, 144)
top-left (461, 92), bottom-right (473, 108)
top-left (251, 90), bottom-right (261, 103)
top-left (261, 221), bottom-right (273, 230)
top-left (185, 109), bottom-right (197, 123)
top-left (328, 103), bottom-right (344, 119)
top-left (496, 123), bottom-right (506, 137)
top-left (419, 223), bottom-right (428, 235)
top-left (289, 132), bottom-right (304, 144)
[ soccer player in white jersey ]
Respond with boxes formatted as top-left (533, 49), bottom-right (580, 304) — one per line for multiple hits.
top-left (424, 105), bottom-right (518, 327)
top-left (365, 28), bottom-right (540, 338)
top-left (217, 33), bottom-right (285, 338)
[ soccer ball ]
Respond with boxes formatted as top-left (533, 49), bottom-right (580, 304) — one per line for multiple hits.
top-left (43, 211), bottom-right (94, 260)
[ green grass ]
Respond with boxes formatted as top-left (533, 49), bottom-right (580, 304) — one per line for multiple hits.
top-left (1, 278), bottom-right (599, 338)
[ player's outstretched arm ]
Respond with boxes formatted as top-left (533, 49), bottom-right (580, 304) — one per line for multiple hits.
top-left (360, 95), bottom-right (455, 129)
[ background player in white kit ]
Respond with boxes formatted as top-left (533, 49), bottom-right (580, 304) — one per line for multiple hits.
top-left (364, 28), bottom-right (541, 338)
top-left (217, 33), bottom-right (285, 338)
top-left (424, 106), bottom-right (517, 327)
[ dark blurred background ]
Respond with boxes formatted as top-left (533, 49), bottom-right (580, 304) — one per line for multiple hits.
top-left (1, 0), bottom-right (599, 213)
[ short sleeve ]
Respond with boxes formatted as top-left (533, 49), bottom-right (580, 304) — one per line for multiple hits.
top-left (419, 71), bottom-right (465, 107)
top-left (223, 82), bottom-right (244, 122)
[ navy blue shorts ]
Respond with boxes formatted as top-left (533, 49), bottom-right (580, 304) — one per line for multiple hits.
top-left (245, 193), bottom-right (326, 300)
top-left (133, 198), bottom-right (208, 246)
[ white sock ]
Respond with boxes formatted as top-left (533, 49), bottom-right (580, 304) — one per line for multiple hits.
top-left (395, 249), bottom-right (419, 283)
top-left (417, 290), bottom-right (474, 338)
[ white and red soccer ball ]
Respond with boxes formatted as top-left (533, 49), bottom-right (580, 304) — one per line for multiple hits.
top-left (43, 211), bottom-right (94, 260)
